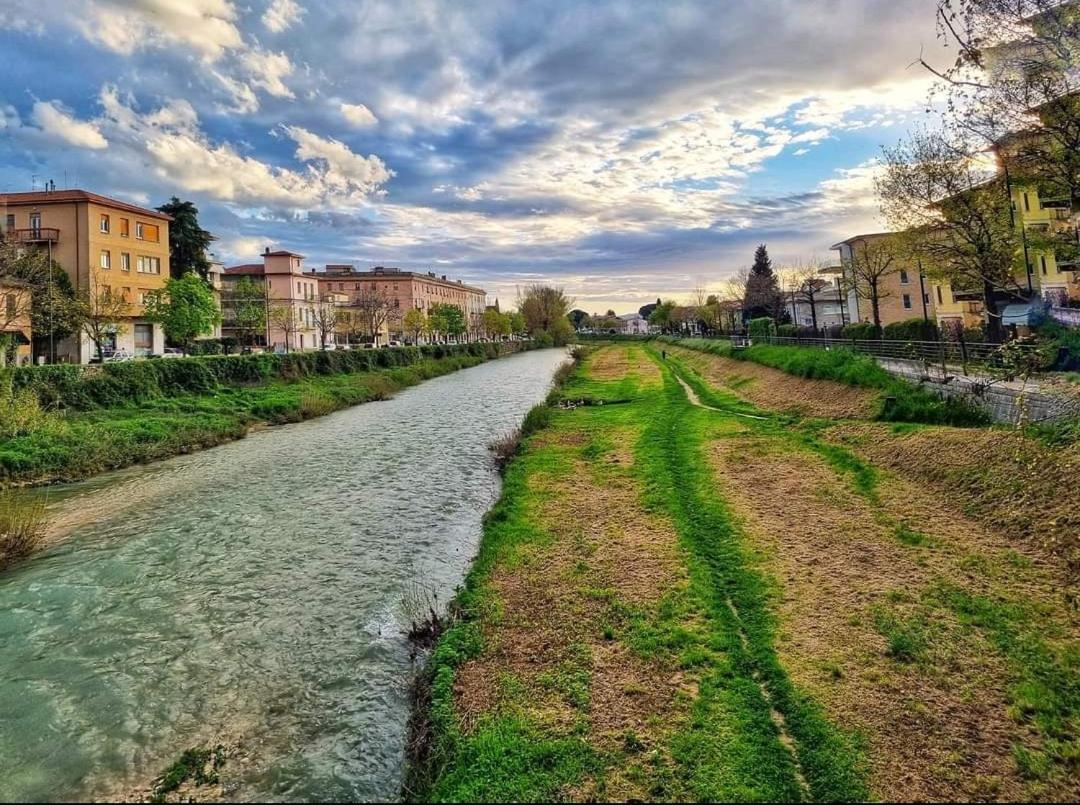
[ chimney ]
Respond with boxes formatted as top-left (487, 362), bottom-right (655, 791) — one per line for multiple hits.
top-left (264, 247), bottom-right (270, 255)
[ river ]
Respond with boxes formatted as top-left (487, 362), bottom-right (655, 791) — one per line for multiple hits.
top-left (0, 348), bottom-right (569, 802)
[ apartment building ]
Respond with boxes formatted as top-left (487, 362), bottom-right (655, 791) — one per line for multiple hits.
top-left (832, 233), bottom-right (938, 327)
top-left (222, 250), bottom-right (320, 351)
top-left (0, 189), bottom-right (171, 362)
top-left (312, 265), bottom-right (488, 343)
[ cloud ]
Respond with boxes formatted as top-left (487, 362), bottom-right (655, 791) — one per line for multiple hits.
top-left (73, 0), bottom-right (244, 62)
top-left (262, 0), bottom-right (304, 33)
top-left (31, 100), bottom-right (108, 149)
top-left (239, 48), bottom-right (295, 98)
top-left (283, 125), bottom-right (394, 194)
top-left (340, 102), bottom-right (378, 128)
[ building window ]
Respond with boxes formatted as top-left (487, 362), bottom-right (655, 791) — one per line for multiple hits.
top-left (936, 286), bottom-right (943, 304)
top-left (135, 222), bottom-right (159, 242)
top-left (120, 218), bottom-right (129, 237)
top-left (121, 252), bottom-right (131, 272)
top-left (5, 293), bottom-right (15, 319)
top-left (134, 323), bottom-right (153, 354)
top-left (100, 250), bottom-right (111, 269)
top-left (5, 214), bottom-right (15, 231)
top-left (923, 293), bottom-right (930, 306)
top-left (136, 256), bottom-right (161, 274)
top-left (902, 293), bottom-right (912, 309)
top-left (1041, 255), bottom-right (1048, 275)
top-left (899, 269), bottom-right (909, 284)
top-left (1023, 192), bottom-right (1030, 212)
top-left (29, 213), bottom-right (40, 234)
top-left (100, 214), bottom-right (110, 234)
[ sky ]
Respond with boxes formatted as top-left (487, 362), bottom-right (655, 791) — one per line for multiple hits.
top-left (0, 0), bottom-right (951, 314)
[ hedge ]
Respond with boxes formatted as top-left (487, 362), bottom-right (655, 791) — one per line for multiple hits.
top-left (881, 318), bottom-right (939, 342)
top-left (840, 321), bottom-right (879, 340)
top-left (13, 342), bottom-right (516, 410)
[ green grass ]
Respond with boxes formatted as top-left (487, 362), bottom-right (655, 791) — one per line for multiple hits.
top-left (0, 353), bottom-right (496, 486)
top-left (665, 337), bottom-right (990, 427)
top-left (416, 345), bottom-right (868, 802)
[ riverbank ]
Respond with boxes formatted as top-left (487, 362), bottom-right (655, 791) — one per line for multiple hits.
top-left (0, 343), bottom-right (529, 488)
top-left (412, 343), bottom-right (1078, 802)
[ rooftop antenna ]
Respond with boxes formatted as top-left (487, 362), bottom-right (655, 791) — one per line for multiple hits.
top-left (31, 174), bottom-right (37, 191)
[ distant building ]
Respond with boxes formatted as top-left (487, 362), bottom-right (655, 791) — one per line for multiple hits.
top-left (222, 250), bottom-right (320, 351)
top-left (832, 233), bottom-right (937, 328)
top-left (0, 189), bottom-right (172, 362)
top-left (310, 265), bottom-right (487, 343)
top-left (618, 312), bottom-right (649, 335)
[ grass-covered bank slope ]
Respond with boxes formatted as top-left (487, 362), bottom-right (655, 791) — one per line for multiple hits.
top-left (412, 344), bottom-right (1078, 802)
top-left (663, 337), bottom-right (988, 426)
top-left (0, 343), bottom-right (527, 487)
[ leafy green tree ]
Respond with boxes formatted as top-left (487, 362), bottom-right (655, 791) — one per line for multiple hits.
top-left (482, 307), bottom-right (511, 338)
top-left (430, 303), bottom-right (467, 340)
top-left (508, 311), bottom-right (526, 334)
top-left (144, 273), bottom-right (222, 351)
top-left (0, 239), bottom-right (79, 362)
top-left (648, 300), bottom-right (677, 333)
top-left (156, 197), bottom-right (215, 280)
top-left (568, 309), bottom-right (590, 328)
top-left (517, 284), bottom-right (572, 344)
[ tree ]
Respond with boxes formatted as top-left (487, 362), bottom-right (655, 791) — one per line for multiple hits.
top-left (0, 239), bottom-right (80, 363)
top-left (403, 307), bottom-right (427, 344)
top-left (430, 303), bottom-right (466, 341)
top-left (639, 298), bottom-right (661, 320)
top-left (483, 307), bottom-right (511, 339)
top-left (156, 197), bottom-right (215, 280)
top-left (76, 277), bottom-right (131, 362)
top-left (508, 311), bottom-right (526, 335)
top-left (226, 276), bottom-right (267, 348)
top-left (837, 239), bottom-right (904, 332)
top-left (877, 127), bottom-right (1022, 341)
top-left (352, 287), bottom-right (396, 345)
top-left (744, 244), bottom-right (784, 322)
top-left (311, 295), bottom-right (343, 350)
top-left (648, 300), bottom-right (677, 333)
top-left (568, 309), bottom-right (590, 329)
top-left (144, 273), bottom-right (221, 351)
top-left (268, 302), bottom-right (299, 352)
top-left (517, 284), bottom-right (572, 344)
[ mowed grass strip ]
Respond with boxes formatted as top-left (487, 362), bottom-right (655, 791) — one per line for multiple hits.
top-left (418, 345), bottom-right (867, 802)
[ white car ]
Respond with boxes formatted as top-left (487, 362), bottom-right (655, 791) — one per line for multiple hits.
top-left (387, 340), bottom-right (403, 347)
top-left (104, 349), bottom-right (134, 362)
top-left (160, 348), bottom-right (186, 358)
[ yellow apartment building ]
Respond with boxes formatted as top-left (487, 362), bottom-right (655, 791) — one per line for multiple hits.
top-left (0, 189), bottom-right (172, 362)
top-left (832, 233), bottom-right (938, 328)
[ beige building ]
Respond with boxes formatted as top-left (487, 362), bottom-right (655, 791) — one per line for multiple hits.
top-left (312, 265), bottom-right (488, 343)
top-left (0, 189), bottom-right (172, 362)
top-left (222, 250), bottom-right (320, 351)
top-left (832, 233), bottom-right (938, 328)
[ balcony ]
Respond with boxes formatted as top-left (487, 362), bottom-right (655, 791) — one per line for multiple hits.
top-left (950, 284), bottom-right (983, 301)
top-left (7, 227), bottom-right (60, 244)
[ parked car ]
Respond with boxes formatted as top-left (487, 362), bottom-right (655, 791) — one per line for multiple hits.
top-left (159, 348), bottom-right (186, 358)
top-left (362, 342), bottom-right (377, 350)
top-left (104, 349), bottom-right (134, 363)
top-left (387, 340), bottom-right (403, 347)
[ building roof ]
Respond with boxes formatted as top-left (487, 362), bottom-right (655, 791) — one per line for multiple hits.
top-left (264, 250), bottom-right (305, 258)
top-left (830, 232), bottom-right (896, 249)
top-left (0, 189), bottom-right (173, 221)
top-left (305, 266), bottom-right (486, 295)
top-left (223, 264), bottom-right (265, 276)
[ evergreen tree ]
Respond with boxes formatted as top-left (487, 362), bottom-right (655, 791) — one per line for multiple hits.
top-left (743, 244), bottom-right (783, 322)
top-left (156, 197), bottom-right (215, 280)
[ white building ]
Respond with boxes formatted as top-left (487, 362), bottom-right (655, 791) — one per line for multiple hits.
top-left (619, 312), bottom-right (650, 335)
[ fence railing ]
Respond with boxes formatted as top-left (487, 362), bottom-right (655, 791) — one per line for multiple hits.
top-left (751, 335), bottom-right (1039, 371)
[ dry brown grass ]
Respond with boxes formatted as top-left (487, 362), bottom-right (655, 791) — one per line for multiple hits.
top-left (452, 425), bottom-right (693, 801)
top-left (708, 434), bottom-right (1071, 801)
top-left (669, 345), bottom-right (878, 419)
top-left (825, 422), bottom-right (1080, 588)
top-left (586, 347), bottom-right (631, 381)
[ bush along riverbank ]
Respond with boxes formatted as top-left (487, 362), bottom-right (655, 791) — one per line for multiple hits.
top-left (661, 337), bottom-right (989, 426)
top-left (408, 344), bottom-right (1078, 802)
top-left (0, 342), bottom-right (531, 487)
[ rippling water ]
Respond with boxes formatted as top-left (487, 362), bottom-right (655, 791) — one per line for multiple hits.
top-left (0, 348), bottom-right (569, 802)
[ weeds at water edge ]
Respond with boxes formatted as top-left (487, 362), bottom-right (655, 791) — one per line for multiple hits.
top-left (0, 490), bottom-right (48, 572)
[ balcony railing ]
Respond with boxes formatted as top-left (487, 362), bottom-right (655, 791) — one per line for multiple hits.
top-left (7, 227), bottom-right (60, 244)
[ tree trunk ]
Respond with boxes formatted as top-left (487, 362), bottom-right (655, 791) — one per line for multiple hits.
top-left (983, 282), bottom-right (1004, 343)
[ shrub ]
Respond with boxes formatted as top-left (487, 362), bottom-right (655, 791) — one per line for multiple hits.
top-left (747, 317), bottom-right (774, 339)
top-left (882, 318), bottom-right (939, 342)
top-left (841, 321), bottom-right (879, 340)
top-left (776, 324), bottom-right (798, 337)
top-left (0, 490), bottom-right (47, 570)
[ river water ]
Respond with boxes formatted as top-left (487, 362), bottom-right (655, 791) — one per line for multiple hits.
top-left (0, 348), bottom-right (569, 802)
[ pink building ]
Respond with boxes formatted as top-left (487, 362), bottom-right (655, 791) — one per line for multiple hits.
top-left (222, 249), bottom-right (320, 351)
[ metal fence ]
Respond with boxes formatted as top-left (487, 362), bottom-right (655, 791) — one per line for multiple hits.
top-left (750, 335), bottom-right (1039, 371)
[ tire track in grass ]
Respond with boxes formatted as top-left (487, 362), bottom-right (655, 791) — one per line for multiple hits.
top-left (642, 346), bottom-right (869, 803)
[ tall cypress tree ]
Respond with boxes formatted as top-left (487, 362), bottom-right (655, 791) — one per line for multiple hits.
top-left (743, 243), bottom-right (783, 322)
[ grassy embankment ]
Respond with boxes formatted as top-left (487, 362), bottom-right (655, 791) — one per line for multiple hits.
top-left (413, 343), bottom-right (1077, 802)
top-left (0, 343), bottom-right (523, 488)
